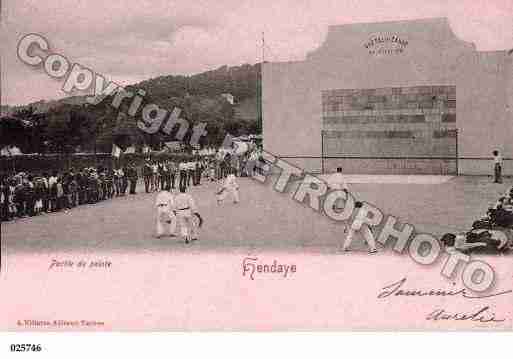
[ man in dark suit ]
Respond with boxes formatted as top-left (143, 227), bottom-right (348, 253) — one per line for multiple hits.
top-left (142, 160), bottom-right (152, 193)
top-left (128, 164), bottom-right (138, 195)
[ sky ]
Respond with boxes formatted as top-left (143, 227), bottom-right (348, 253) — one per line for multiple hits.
top-left (1, 0), bottom-right (512, 105)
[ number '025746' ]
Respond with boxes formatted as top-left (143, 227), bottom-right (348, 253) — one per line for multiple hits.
top-left (10, 344), bottom-right (43, 352)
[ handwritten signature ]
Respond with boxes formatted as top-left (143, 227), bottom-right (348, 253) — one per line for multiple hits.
top-left (377, 277), bottom-right (512, 299)
top-left (426, 306), bottom-right (505, 323)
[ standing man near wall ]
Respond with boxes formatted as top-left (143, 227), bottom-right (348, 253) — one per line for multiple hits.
top-left (143, 160), bottom-right (152, 193)
top-left (128, 163), bottom-right (138, 195)
top-left (169, 160), bottom-right (177, 190)
top-left (493, 150), bottom-right (503, 184)
top-left (327, 167), bottom-right (349, 194)
top-left (179, 161), bottom-right (187, 189)
top-left (327, 167), bottom-right (350, 232)
top-left (186, 161), bottom-right (194, 187)
top-left (120, 166), bottom-right (128, 195)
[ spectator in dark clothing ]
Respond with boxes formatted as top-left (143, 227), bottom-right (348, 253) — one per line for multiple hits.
top-left (127, 164), bottom-right (138, 194)
top-left (142, 161), bottom-right (152, 193)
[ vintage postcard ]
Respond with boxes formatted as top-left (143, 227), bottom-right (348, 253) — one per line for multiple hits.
top-left (1, 0), bottom-right (512, 333)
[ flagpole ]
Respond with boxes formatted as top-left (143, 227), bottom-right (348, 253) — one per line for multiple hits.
top-left (262, 31), bottom-right (265, 63)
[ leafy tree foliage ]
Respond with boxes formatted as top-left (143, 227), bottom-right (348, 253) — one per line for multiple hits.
top-left (1, 63), bottom-right (262, 154)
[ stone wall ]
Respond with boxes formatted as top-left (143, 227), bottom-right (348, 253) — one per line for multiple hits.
top-left (262, 18), bottom-right (512, 175)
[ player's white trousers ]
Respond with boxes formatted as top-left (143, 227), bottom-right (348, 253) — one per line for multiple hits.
top-left (219, 188), bottom-right (239, 203)
top-left (156, 208), bottom-right (177, 236)
top-left (176, 209), bottom-right (197, 238)
top-left (343, 223), bottom-right (377, 251)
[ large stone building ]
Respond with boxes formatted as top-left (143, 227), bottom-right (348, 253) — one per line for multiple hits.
top-left (262, 18), bottom-right (512, 175)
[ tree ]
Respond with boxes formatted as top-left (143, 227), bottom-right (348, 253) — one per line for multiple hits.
top-left (42, 106), bottom-right (97, 154)
top-left (0, 116), bottom-right (31, 151)
top-left (0, 106), bottom-right (39, 153)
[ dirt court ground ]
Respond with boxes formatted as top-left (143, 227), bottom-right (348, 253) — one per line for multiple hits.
top-left (2, 174), bottom-right (512, 255)
top-left (2, 175), bottom-right (513, 331)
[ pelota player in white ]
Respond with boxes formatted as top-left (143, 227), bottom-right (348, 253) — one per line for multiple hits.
top-left (327, 166), bottom-right (350, 231)
top-left (327, 167), bottom-right (377, 254)
top-left (342, 201), bottom-right (378, 254)
top-left (327, 167), bottom-right (349, 194)
top-left (175, 185), bottom-right (201, 244)
top-left (155, 189), bottom-right (177, 238)
top-left (216, 170), bottom-right (239, 205)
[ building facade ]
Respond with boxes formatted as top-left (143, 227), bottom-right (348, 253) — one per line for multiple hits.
top-left (262, 18), bottom-right (513, 175)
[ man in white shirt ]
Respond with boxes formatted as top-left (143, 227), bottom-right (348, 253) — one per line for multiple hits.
top-left (327, 167), bottom-right (349, 192)
top-left (48, 173), bottom-right (58, 187)
top-left (186, 161), bottom-right (195, 187)
top-left (174, 185), bottom-right (199, 243)
top-left (178, 162), bottom-right (188, 189)
top-left (151, 162), bottom-right (159, 191)
top-left (493, 150), bottom-right (503, 183)
top-left (48, 171), bottom-right (59, 212)
top-left (155, 189), bottom-right (176, 238)
top-left (217, 171), bottom-right (239, 204)
top-left (327, 167), bottom-right (350, 217)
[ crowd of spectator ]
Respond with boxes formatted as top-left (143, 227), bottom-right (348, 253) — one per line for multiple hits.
top-left (0, 164), bottom-right (139, 221)
top-left (441, 185), bottom-right (513, 253)
top-left (141, 146), bottom-right (263, 193)
top-left (1, 145), bottom-right (264, 222)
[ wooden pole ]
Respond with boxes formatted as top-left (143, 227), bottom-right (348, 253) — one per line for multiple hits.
top-left (321, 130), bottom-right (325, 174)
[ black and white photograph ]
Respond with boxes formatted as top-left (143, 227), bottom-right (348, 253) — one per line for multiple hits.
top-left (1, 0), bottom-right (512, 345)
